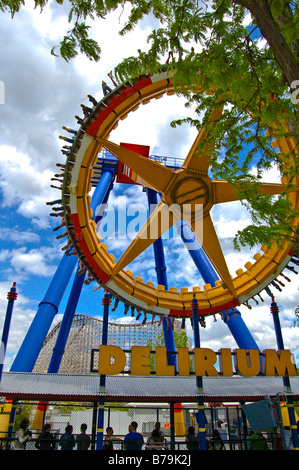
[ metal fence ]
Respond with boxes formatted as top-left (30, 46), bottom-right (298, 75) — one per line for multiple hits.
top-left (0, 436), bottom-right (280, 451)
top-left (0, 400), bottom-right (285, 450)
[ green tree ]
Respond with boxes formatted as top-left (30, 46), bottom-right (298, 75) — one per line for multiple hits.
top-left (1, 0), bottom-right (298, 251)
top-left (148, 327), bottom-right (193, 373)
top-left (13, 403), bottom-right (34, 431)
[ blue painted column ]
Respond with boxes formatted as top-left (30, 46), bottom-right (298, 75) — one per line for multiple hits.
top-left (10, 254), bottom-right (77, 372)
top-left (146, 188), bottom-right (176, 369)
top-left (96, 290), bottom-right (111, 450)
top-left (192, 295), bottom-right (207, 450)
top-left (179, 221), bottom-right (216, 285)
top-left (178, 221), bottom-right (260, 350)
top-left (47, 166), bottom-right (115, 373)
top-left (92, 166), bottom-right (116, 224)
top-left (0, 283), bottom-right (17, 381)
top-left (10, 164), bottom-right (116, 373)
top-left (271, 298), bottom-right (299, 450)
top-left (47, 269), bottom-right (86, 373)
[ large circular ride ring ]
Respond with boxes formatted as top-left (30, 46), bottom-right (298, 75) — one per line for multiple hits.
top-left (60, 70), bottom-right (299, 319)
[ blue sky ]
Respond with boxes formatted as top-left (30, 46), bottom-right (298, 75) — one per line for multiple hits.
top-left (0, 2), bottom-right (299, 372)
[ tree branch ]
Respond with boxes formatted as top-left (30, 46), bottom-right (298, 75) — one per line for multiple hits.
top-left (233, 0), bottom-right (299, 87)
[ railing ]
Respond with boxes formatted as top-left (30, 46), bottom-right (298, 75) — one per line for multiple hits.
top-left (0, 401), bottom-right (288, 451)
top-left (148, 155), bottom-right (183, 169)
top-left (96, 149), bottom-right (184, 169)
top-left (0, 435), bottom-right (281, 451)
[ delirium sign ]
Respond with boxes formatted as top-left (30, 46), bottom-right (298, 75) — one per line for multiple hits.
top-left (98, 345), bottom-right (297, 377)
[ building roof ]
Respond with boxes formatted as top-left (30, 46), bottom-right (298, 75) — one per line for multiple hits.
top-left (1, 372), bottom-right (299, 403)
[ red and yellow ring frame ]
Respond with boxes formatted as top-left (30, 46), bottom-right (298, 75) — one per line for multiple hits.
top-left (61, 71), bottom-right (299, 319)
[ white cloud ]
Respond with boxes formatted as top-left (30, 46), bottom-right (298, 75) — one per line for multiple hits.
top-left (114, 316), bottom-right (140, 325)
top-left (0, 145), bottom-right (58, 226)
top-left (5, 247), bottom-right (57, 279)
top-left (213, 209), bottom-right (251, 239)
top-left (23, 1), bottom-right (69, 42)
top-left (242, 13), bottom-right (253, 27)
top-left (0, 227), bottom-right (40, 244)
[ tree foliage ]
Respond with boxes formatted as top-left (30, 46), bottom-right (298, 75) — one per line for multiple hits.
top-left (147, 327), bottom-right (193, 372)
top-left (1, 0), bottom-right (299, 251)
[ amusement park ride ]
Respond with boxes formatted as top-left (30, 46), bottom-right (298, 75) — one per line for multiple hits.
top-left (2, 68), bottom-right (299, 449)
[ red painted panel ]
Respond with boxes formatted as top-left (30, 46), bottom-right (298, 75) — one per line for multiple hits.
top-left (86, 77), bottom-right (153, 137)
top-left (116, 142), bottom-right (150, 184)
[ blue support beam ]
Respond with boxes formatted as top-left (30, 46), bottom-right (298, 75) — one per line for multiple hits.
top-left (0, 283), bottom-right (17, 381)
top-left (96, 290), bottom-right (111, 450)
top-left (192, 295), bottom-right (207, 450)
top-left (10, 163), bottom-right (116, 373)
top-left (178, 221), bottom-right (260, 351)
top-left (47, 165), bottom-right (115, 373)
top-left (10, 254), bottom-right (77, 372)
top-left (146, 188), bottom-right (176, 369)
top-left (47, 268), bottom-right (86, 373)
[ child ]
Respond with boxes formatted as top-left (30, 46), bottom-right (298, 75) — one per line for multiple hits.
top-left (103, 426), bottom-right (115, 450)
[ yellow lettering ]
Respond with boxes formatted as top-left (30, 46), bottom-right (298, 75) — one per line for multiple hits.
top-left (194, 348), bottom-right (219, 377)
top-left (234, 349), bottom-right (260, 377)
top-left (263, 349), bottom-right (297, 377)
top-left (155, 347), bottom-right (175, 376)
top-left (177, 347), bottom-right (190, 376)
top-left (219, 348), bottom-right (233, 376)
top-left (98, 345), bottom-right (126, 375)
top-left (97, 345), bottom-right (296, 378)
top-left (131, 346), bottom-right (150, 375)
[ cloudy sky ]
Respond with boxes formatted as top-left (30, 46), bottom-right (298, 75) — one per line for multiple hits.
top-left (0, 2), bottom-right (299, 374)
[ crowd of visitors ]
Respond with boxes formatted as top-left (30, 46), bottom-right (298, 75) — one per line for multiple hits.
top-left (10, 417), bottom-right (297, 450)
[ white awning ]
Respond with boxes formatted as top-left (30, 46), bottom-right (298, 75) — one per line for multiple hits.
top-left (1, 372), bottom-right (298, 403)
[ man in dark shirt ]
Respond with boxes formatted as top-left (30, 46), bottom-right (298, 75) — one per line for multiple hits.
top-left (76, 423), bottom-right (91, 450)
top-left (35, 423), bottom-right (55, 450)
top-left (124, 421), bottom-right (144, 450)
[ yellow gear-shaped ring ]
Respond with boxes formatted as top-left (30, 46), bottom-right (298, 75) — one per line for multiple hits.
top-left (60, 71), bottom-right (299, 319)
